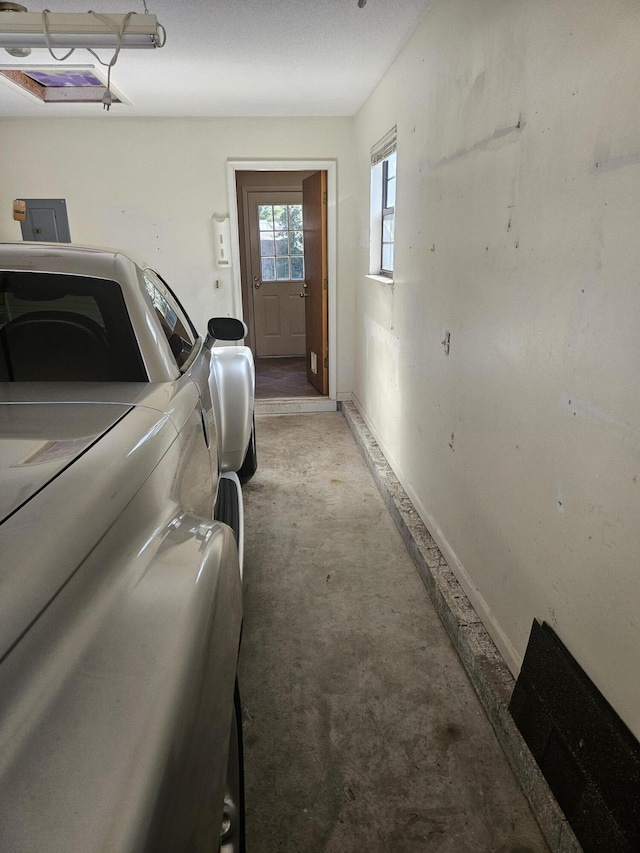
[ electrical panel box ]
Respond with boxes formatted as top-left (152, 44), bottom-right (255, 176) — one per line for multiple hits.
top-left (17, 199), bottom-right (71, 243)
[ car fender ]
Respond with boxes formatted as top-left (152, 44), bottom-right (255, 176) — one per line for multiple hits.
top-left (209, 345), bottom-right (255, 473)
top-left (0, 469), bottom-right (242, 852)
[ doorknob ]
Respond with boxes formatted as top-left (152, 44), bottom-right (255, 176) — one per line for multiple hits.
top-left (299, 292), bottom-right (309, 298)
top-left (253, 276), bottom-right (261, 289)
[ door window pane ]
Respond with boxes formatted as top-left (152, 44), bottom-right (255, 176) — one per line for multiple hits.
top-left (260, 236), bottom-right (275, 256)
top-left (290, 231), bottom-right (303, 254)
top-left (261, 257), bottom-right (276, 281)
top-left (273, 205), bottom-right (288, 230)
top-left (258, 205), bottom-right (274, 231)
top-left (291, 256), bottom-right (305, 280)
top-left (274, 231), bottom-right (289, 256)
top-left (257, 203), bottom-right (305, 281)
top-left (289, 205), bottom-right (302, 229)
top-left (276, 257), bottom-right (290, 279)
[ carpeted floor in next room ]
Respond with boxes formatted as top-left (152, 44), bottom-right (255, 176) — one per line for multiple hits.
top-left (238, 411), bottom-right (548, 853)
top-left (255, 357), bottom-right (323, 399)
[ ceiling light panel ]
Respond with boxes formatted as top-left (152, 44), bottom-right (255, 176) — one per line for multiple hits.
top-left (0, 63), bottom-right (128, 104)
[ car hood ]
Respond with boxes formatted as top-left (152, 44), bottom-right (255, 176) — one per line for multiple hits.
top-left (0, 402), bottom-right (130, 524)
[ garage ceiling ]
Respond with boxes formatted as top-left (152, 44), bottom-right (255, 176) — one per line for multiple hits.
top-left (0, 0), bottom-right (434, 117)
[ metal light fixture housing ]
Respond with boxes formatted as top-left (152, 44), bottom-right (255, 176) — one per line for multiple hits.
top-left (0, 2), bottom-right (31, 57)
top-left (0, 9), bottom-right (164, 51)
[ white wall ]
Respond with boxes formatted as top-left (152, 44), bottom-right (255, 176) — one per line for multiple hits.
top-left (353, 0), bottom-right (640, 737)
top-left (0, 117), bottom-right (356, 396)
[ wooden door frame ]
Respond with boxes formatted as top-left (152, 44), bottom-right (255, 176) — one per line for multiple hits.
top-left (227, 159), bottom-right (337, 402)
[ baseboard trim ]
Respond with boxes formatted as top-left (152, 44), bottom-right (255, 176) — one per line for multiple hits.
top-left (349, 398), bottom-right (521, 676)
top-left (341, 399), bottom-right (582, 853)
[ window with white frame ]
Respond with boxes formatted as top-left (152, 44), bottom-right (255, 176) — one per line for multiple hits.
top-left (381, 151), bottom-right (396, 274)
top-left (370, 126), bottom-right (397, 279)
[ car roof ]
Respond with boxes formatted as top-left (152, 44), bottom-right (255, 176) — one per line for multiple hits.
top-left (0, 242), bottom-right (147, 280)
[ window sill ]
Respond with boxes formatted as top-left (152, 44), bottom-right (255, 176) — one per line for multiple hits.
top-left (365, 274), bottom-right (394, 286)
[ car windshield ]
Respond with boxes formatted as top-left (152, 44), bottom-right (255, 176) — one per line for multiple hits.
top-left (0, 272), bottom-right (147, 382)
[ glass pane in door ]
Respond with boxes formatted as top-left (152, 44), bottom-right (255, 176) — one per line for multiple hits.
top-left (257, 204), bottom-right (305, 281)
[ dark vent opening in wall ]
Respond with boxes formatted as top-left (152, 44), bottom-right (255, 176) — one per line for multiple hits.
top-left (509, 621), bottom-right (640, 853)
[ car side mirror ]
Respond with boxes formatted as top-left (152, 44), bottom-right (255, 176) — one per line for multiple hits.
top-left (206, 317), bottom-right (247, 347)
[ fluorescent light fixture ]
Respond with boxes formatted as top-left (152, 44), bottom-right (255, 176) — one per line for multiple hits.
top-left (0, 12), bottom-right (164, 50)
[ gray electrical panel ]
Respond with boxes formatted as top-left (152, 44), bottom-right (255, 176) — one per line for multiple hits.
top-left (20, 199), bottom-right (71, 243)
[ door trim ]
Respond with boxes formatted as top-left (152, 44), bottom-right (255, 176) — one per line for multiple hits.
top-left (227, 159), bottom-right (337, 402)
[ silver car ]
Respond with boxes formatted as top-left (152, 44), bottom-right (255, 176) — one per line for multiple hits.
top-left (0, 242), bottom-right (255, 852)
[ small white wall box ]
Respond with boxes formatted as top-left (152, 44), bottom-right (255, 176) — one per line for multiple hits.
top-left (212, 215), bottom-right (232, 268)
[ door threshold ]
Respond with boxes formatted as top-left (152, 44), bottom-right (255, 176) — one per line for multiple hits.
top-left (255, 397), bottom-right (337, 415)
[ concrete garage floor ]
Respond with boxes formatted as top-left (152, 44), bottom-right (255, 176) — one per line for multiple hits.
top-left (238, 412), bottom-right (548, 853)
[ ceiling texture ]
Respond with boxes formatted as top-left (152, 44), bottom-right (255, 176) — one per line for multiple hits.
top-left (0, 0), bottom-right (434, 117)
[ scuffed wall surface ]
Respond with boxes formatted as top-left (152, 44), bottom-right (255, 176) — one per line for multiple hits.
top-left (353, 0), bottom-right (640, 737)
top-left (0, 117), bottom-right (356, 395)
